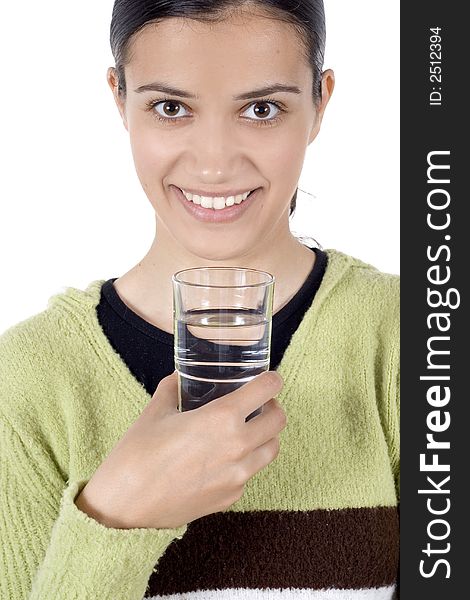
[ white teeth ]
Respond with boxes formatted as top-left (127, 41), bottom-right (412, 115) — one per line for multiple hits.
top-left (180, 188), bottom-right (253, 209)
top-left (213, 197), bottom-right (226, 210)
top-left (201, 197), bottom-right (213, 209)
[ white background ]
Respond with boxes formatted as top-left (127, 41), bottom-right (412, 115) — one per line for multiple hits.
top-left (0, 1), bottom-right (399, 333)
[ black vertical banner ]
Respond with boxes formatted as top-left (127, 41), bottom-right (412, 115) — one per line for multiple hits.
top-left (401, 2), bottom-right (467, 598)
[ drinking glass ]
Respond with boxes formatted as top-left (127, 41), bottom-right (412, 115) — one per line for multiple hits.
top-left (172, 267), bottom-right (275, 422)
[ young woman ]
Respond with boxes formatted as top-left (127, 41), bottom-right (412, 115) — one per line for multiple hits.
top-left (0, 1), bottom-right (400, 599)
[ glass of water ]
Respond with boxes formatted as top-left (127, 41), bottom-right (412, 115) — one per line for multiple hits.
top-left (172, 267), bottom-right (275, 422)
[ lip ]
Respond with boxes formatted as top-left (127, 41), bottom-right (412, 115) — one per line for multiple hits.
top-left (177, 187), bottom-right (256, 198)
top-left (172, 185), bottom-right (261, 224)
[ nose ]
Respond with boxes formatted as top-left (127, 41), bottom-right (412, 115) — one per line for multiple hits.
top-left (185, 114), bottom-right (245, 181)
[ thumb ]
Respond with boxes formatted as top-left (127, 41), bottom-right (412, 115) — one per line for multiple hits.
top-left (150, 370), bottom-right (180, 414)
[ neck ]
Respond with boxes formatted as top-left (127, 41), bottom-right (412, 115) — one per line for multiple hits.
top-left (113, 215), bottom-right (316, 335)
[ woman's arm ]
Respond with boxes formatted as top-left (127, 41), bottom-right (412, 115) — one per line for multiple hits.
top-left (385, 318), bottom-right (400, 502)
top-left (0, 415), bottom-right (187, 600)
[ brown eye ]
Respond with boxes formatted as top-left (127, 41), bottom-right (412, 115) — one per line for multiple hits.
top-left (147, 99), bottom-right (190, 120)
top-left (253, 102), bottom-right (272, 118)
top-left (162, 100), bottom-right (182, 117)
top-left (241, 100), bottom-right (282, 123)
top-left (146, 97), bottom-right (284, 127)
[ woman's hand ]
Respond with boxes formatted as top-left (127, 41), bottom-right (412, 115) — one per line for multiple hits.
top-left (75, 370), bottom-right (286, 529)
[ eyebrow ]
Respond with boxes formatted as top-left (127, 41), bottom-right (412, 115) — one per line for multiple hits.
top-left (133, 81), bottom-right (302, 100)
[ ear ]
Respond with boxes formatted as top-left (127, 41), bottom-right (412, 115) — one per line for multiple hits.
top-left (308, 68), bottom-right (335, 145)
top-left (107, 67), bottom-right (128, 131)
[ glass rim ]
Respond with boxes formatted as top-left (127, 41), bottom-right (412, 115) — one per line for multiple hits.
top-left (172, 266), bottom-right (274, 289)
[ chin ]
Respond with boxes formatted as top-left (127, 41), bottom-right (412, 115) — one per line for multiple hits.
top-left (179, 236), bottom-right (254, 263)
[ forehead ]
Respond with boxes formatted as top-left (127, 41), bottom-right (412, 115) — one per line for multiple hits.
top-left (125, 12), bottom-right (311, 90)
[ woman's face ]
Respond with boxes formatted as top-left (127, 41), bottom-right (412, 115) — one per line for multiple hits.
top-left (108, 10), bottom-right (333, 261)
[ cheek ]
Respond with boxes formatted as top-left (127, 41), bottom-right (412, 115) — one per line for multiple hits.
top-left (129, 127), bottom-right (170, 183)
top-left (262, 133), bottom-right (306, 190)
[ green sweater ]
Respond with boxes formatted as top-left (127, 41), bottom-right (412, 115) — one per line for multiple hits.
top-left (0, 248), bottom-right (400, 600)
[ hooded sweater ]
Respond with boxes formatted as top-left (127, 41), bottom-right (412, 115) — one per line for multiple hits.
top-left (0, 247), bottom-right (400, 600)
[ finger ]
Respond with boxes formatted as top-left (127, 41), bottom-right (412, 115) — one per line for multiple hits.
top-left (244, 397), bottom-right (287, 449)
top-left (216, 371), bottom-right (284, 418)
top-left (240, 435), bottom-right (281, 480)
top-left (148, 371), bottom-right (180, 414)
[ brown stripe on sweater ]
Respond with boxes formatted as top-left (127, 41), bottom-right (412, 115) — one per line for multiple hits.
top-left (145, 505), bottom-right (399, 596)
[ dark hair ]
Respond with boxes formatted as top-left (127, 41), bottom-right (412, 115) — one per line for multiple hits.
top-left (110, 0), bottom-right (326, 219)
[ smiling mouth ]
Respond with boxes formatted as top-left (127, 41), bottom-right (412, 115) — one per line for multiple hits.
top-left (177, 186), bottom-right (260, 210)
top-left (173, 185), bottom-right (262, 223)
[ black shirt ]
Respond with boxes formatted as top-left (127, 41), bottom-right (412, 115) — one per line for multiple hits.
top-left (96, 246), bottom-right (328, 397)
